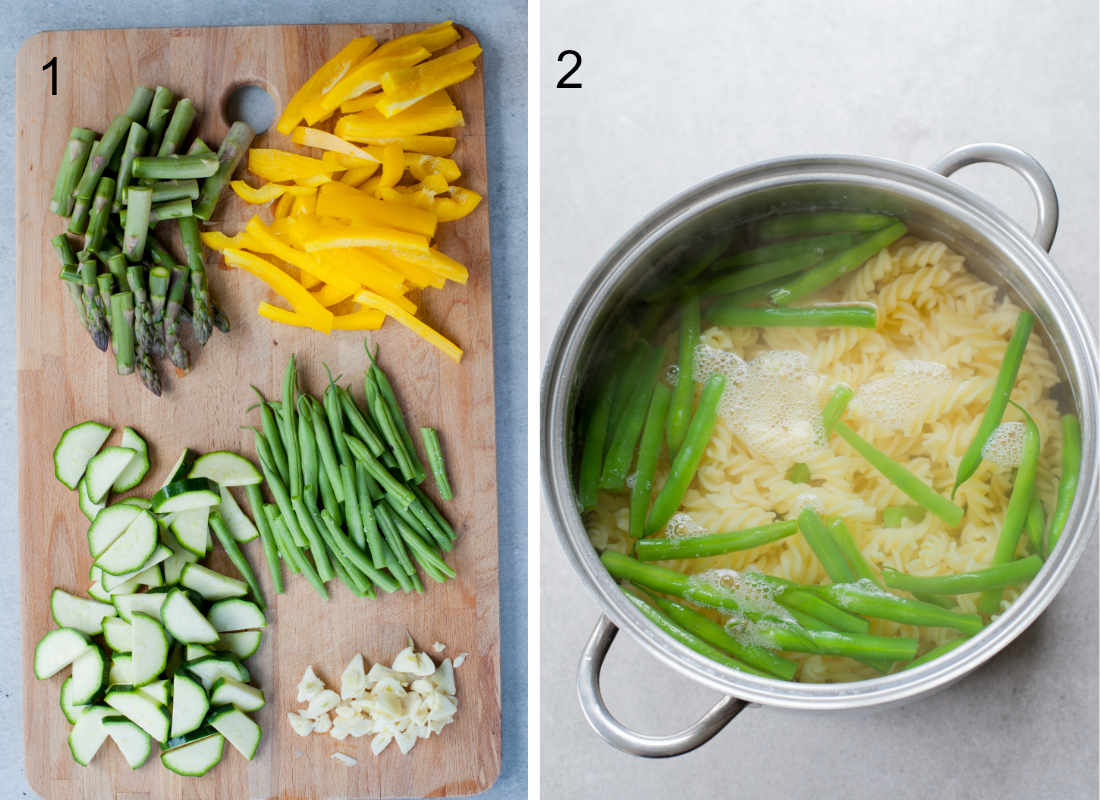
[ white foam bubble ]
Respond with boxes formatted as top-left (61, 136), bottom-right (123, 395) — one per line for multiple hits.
top-left (792, 493), bottom-right (825, 515)
top-left (687, 568), bottom-right (791, 622)
top-left (850, 360), bottom-right (951, 430)
top-left (664, 363), bottom-right (680, 387)
top-left (982, 421), bottom-right (1026, 468)
top-left (663, 512), bottom-right (705, 540)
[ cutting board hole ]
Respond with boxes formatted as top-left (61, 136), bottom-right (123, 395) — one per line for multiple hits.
top-left (224, 84), bottom-right (276, 134)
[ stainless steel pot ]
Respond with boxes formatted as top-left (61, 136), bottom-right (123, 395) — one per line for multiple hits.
top-left (541, 144), bottom-right (1098, 758)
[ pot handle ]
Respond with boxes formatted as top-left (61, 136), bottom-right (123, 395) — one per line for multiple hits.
top-left (576, 615), bottom-right (746, 757)
top-left (931, 143), bottom-right (1058, 252)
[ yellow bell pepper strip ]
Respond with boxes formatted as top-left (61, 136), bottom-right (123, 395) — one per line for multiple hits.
top-left (244, 216), bottom-right (361, 294)
top-left (276, 36), bottom-right (378, 135)
top-left (376, 45), bottom-right (482, 118)
top-left (378, 144), bottom-right (405, 189)
top-left (372, 21), bottom-right (460, 59)
top-left (380, 247), bottom-right (469, 285)
top-left (223, 248), bottom-right (334, 332)
top-left (249, 149), bottom-right (340, 183)
top-left (201, 230), bottom-right (257, 251)
top-left (405, 153), bottom-right (461, 182)
top-left (371, 251), bottom-right (446, 289)
top-left (310, 283), bottom-right (356, 308)
top-left (359, 135), bottom-right (456, 157)
top-left (295, 173), bottom-right (333, 188)
top-left (297, 267), bottom-right (322, 290)
top-left (291, 189), bottom-right (317, 217)
top-left (230, 180), bottom-right (316, 204)
top-left (261, 303), bottom-right (387, 331)
top-left (335, 98), bottom-right (465, 140)
top-left (340, 165), bottom-right (380, 187)
top-left (321, 150), bottom-right (386, 169)
top-left (316, 182), bottom-right (438, 237)
top-left (317, 249), bottom-right (406, 296)
top-left (274, 192), bottom-right (295, 218)
top-left (301, 221), bottom-right (431, 255)
top-left (291, 127), bottom-right (381, 163)
top-left (354, 289), bottom-right (462, 362)
top-left (434, 186), bottom-right (482, 222)
top-left (339, 92), bottom-right (384, 115)
top-left (320, 49), bottom-right (431, 116)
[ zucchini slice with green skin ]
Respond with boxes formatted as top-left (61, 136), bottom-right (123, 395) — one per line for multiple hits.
top-left (152, 478), bottom-right (221, 514)
top-left (113, 592), bottom-right (169, 623)
top-left (189, 451), bottom-right (262, 487)
top-left (132, 562), bottom-right (164, 589)
top-left (102, 617), bottom-right (132, 652)
top-left (68, 646), bottom-right (106, 704)
top-left (170, 670), bottom-right (210, 738)
top-left (180, 563), bottom-right (248, 601)
top-left (34, 627), bottom-right (91, 679)
top-left (88, 581), bottom-right (112, 603)
top-left (217, 486), bottom-right (260, 542)
top-left (105, 688), bottom-right (170, 742)
top-left (50, 589), bottom-right (116, 635)
top-left (207, 599), bottom-right (266, 632)
top-left (54, 421), bottom-right (112, 490)
top-left (169, 506), bottom-right (211, 556)
top-left (78, 477), bottom-right (107, 521)
top-left (103, 715), bottom-right (153, 769)
top-left (101, 544), bottom-right (172, 591)
top-left (118, 496), bottom-right (153, 510)
top-left (60, 676), bottom-right (93, 723)
top-left (67, 705), bottom-right (114, 766)
top-left (160, 732), bottom-right (224, 777)
top-left (162, 547), bottom-right (200, 584)
top-left (85, 446), bottom-right (139, 504)
top-left (186, 656), bottom-right (249, 690)
top-left (112, 428), bottom-right (150, 492)
top-left (209, 705), bottom-right (261, 760)
top-left (87, 504), bottom-right (142, 559)
top-left (130, 612), bottom-right (169, 686)
top-left (210, 676), bottom-right (265, 712)
top-left (165, 723), bottom-right (218, 750)
top-left (109, 654), bottom-right (133, 685)
top-left (214, 630), bottom-right (262, 660)
top-left (138, 678), bottom-right (169, 705)
top-left (161, 588), bottom-right (220, 644)
top-left (185, 643), bottom-right (214, 661)
top-left (94, 511), bottom-right (157, 575)
top-left (162, 448), bottom-right (197, 488)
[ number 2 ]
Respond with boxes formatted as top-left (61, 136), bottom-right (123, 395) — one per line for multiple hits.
top-left (556, 50), bottom-right (582, 89)
top-left (42, 56), bottom-right (57, 96)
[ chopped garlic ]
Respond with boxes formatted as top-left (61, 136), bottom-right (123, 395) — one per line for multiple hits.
top-left (303, 689), bottom-right (340, 719)
top-left (297, 665), bottom-right (324, 703)
top-left (432, 641), bottom-right (446, 653)
top-left (453, 652), bottom-right (468, 667)
top-left (288, 711), bottom-right (315, 737)
top-left (340, 654), bottom-right (366, 699)
top-left (331, 752), bottom-right (357, 766)
top-left (313, 713), bottom-right (332, 734)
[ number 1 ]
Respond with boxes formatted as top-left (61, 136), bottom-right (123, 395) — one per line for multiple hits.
top-left (42, 56), bottom-right (57, 96)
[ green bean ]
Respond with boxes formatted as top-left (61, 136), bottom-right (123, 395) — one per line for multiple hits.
top-left (702, 250), bottom-right (821, 297)
top-left (345, 435), bottom-right (415, 507)
top-left (758, 212), bottom-right (897, 241)
top-left (291, 497), bottom-right (334, 582)
top-left (413, 485), bottom-right (457, 542)
top-left (393, 516), bottom-right (456, 579)
top-left (281, 355), bottom-right (303, 499)
top-left (666, 299), bottom-right (700, 453)
top-left (883, 556), bottom-right (1042, 596)
top-left (253, 429), bottom-right (308, 548)
top-left (384, 494), bottom-right (441, 551)
top-left (261, 505), bottom-right (299, 574)
top-left (645, 374), bottom-right (727, 535)
top-left (644, 240), bottom-right (729, 303)
top-left (365, 345), bottom-right (425, 482)
top-left (367, 389), bottom-right (417, 482)
top-left (798, 508), bottom-right (857, 583)
top-left (833, 421), bottom-right (964, 526)
top-left (251, 389), bottom-right (289, 486)
top-left (1025, 496), bottom-right (1045, 556)
top-left (338, 386), bottom-right (385, 456)
top-left (1046, 414), bottom-right (1081, 555)
top-left (979, 402), bottom-right (1040, 615)
top-left (627, 384), bottom-right (672, 539)
top-left (679, 238), bottom-right (729, 281)
top-left (623, 590), bottom-right (771, 677)
top-left (826, 519), bottom-right (879, 585)
top-left (319, 510), bottom-right (400, 592)
top-left (408, 571), bottom-right (424, 594)
top-left (306, 396), bottom-right (345, 504)
top-left (318, 460), bottom-right (343, 527)
top-left (768, 222), bottom-right (908, 305)
top-left (322, 381), bottom-right (353, 466)
top-left (786, 462), bottom-right (810, 484)
top-left (209, 512), bottom-right (265, 609)
top-left (882, 505), bottom-right (926, 528)
top-left (643, 592), bottom-right (798, 679)
top-left (246, 484), bottom-right (283, 594)
top-left (576, 370), bottom-right (618, 511)
top-left (267, 510), bottom-right (328, 599)
top-left (407, 497), bottom-right (452, 551)
top-left (778, 589), bottom-right (868, 634)
top-left (311, 511), bottom-right (369, 596)
top-left (420, 427), bottom-right (453, 500)
top-left (801, 628), bottom-right (918, 662)
top-left (712, 276), bottom-right (789, 307)
top-left (717, 232), bottom-right (860, 268)
top-left (953, 311), bottom-right (1034, 495)
top-left (635, 520), bottom-right (797, 561)
top-left (296, 397), bottom-right (320, 508)
top-left (357, 462), bottom-right (385, 567)
top-left (340, 463), bottom-right (364, 548)
top-left (815, 582), bottom-right (984, 635)
top-left (783, 607), bottom-right (893, 672)
top-left (903, 637), bottom-right (968, 670)
top-left (374, 503), bottom-right (415, 575)
top-left (821, 384), bottom-right (853, 435)
top-left (708, 304), bottom-right (877, 329)
top-left (607, 345), bottom-right (648, 436)
top-left (599, 344), bottom-right (664, 490)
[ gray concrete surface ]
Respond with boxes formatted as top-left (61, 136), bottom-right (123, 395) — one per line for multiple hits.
top-left (541, 2), bottom-right (1098, 798)
top-left (2, 2), bottom-right (526, 798)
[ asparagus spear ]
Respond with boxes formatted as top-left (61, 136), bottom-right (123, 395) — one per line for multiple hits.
top-left (114, 122), bottom-right (149, 212)
top-left (144, 86), bottom-right (175, 156)
top-left (132, 179), bottom-right (199, 204)
top-left (96, 273), bottom-right (115, 317)
top-left (79, 260), bottom-right (110, 351)
top-left (148, 266), bottom-right (171, 357)
top-left (119, 197), bottom-right (193, 225)
top-left (109, 292), bottom-right (135, 375)
top-left (67, 137), bottom-right (99, 235)
top-left (124, 267), bottom-right (163, 396)
top-left (163, 266), bottom-right (192, 371)
top-left (49, 127), bottom-right (95, 216)
top-left (186, 137), bottom-right (212, 155)
top-left (194, 121), bottom-right (255, 220)
top-left (81, 176), bottom-right (116, 257)
top-left (52, 235), bottom-right (90, 331)
top-left (122, 186), bottom-right (152, 261)
top-left (131, 153), bottom-right (219, 179)
top-left (156, 98), bottom-right (196, 156)
top-left (73, 114), bottom-right (130, 200)
top-left (124, 86), bottom-right (155, 123)
top-left (104, 252), bottom-right (128, 285)
top-left (178, 215), bottom-right (212, 344)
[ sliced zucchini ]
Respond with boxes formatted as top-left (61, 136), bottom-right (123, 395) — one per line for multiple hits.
top-left (94, 511), bottom-right (157, 575)
top-left (112, 427), bottom-right (150, 492)
top-left (60, 676), bottom-right (92, 723)
top-left (87, 503), bottom-right (142, 558)
top-left (216, 486), bottom-right (260, 542)
top-left (105, 688), bottom-right (170, 742)
top-left (133, 562), bottom-right (164, 589)
top-left (162, 548), bottom-right (199, 585)
top-left (170, 670), bottom-right (210, 738)
top-left (138, 678), bottom-right (170, 705)
top-left (88, 581), bottom-right (112, 603)
top-left (78, 477), bottom-right (107, 521)
top-left (207, 599), bottom-right (266, 633)
top-left (186, 644), bottom-right (214, 660)
top-left (186, 656), bottom-right (249, 691)
top-left (53, 421), bottom-right (112, 490)
top-left (130, 612), bottom-right (169, 686)
top-left (101, 544), bottom-right (172, 591)
top-left (67, 705), bottom-right (114, 765)
top-left (160, 733), bottom-right (224, 777)
top-left (113, 592), bottom-right (168, 623)
top-left (33, 627), bottom-right (90, 679)
top-left (210, 677), bottom-right (265, 712)
top-left (119, 496), bottom-right (153, 510)
top-left (161, 588), bottom-right (219, 644)
top-left (85, 446), bottom-right (138, 504)
top-left (109, 654), bottom-right (133, 685)
top-left (102, 617), bottom-right (132, 652)
top-left (103, 715), bottom-right (153, 769)
top-left (169, 507), bottom-right (211, 557)
top-left (162, 448), bottom-right (197, 488)
top-left (189, 451), bottom-right (262, 487)
top-left (214, 630), bottom-right (262, 661)
top-left (50, 589), bottom-right (115, 635)
top-left (68, 645), bottom-right (106, 703)
top-left (152, 478), bottom-right (220, 514)
top-left (209, 705), bottom-right (261, 760)
top-left (165, 723), bottom-right (218, 749)
top-left (180, 563), bottom-right (247, 601)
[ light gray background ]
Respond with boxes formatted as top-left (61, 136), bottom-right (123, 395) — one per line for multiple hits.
top-left (541, 2), bottom-right (1098, 798)
top-left (3, 2), bottom-right (526, 798)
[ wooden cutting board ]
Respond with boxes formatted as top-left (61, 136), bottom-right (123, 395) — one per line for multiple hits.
top-left (16, 23), bottom-right (500, 799)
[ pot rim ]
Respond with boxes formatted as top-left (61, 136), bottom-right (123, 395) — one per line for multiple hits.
top-left (541, 150), bottom-right (1099, 710)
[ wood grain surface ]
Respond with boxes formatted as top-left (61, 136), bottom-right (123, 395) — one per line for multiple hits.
top-left (17, 23), bottom-right (500, 799)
